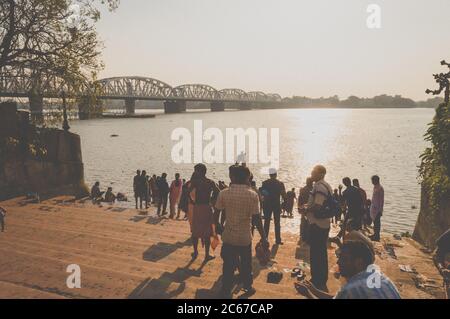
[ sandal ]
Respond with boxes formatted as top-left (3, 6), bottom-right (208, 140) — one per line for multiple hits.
top-left (296, 270), bottom-right (306, 281)
top-left (291, 267), bottom-right (301, 278)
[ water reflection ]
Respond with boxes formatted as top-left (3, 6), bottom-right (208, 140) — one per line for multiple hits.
top-left (70, 108), bottom-right (433, 235)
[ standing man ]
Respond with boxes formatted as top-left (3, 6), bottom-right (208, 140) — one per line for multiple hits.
top-left (342, 177), bottom-right (363, 232)
top-left (141, 170), bottom-right (149, 209)
top-left (261, 168), bottom-right (286, 245)
top-left (133, 170), bottom-right (141, 209)
top-left (149, 174), bottom-right (157, 204)
top-left (332, 188), bottom-right (344, 223)
top-left (0, 206), bottom-right (6, 232)
top-left (157, 173), bottom-right (170, 216)
top-left (215, 165), bottom-right (268, 298)
top-left (353, 179), bottom-right (368, 228)
top-left (284, 188), bottom-right (296, 218)
top-left (369, 175), bottom-right (384, 242)
top-left (169, 173), bottom-right (183, 219)
top-left (298, 177), bottom-right (313, 243)
top-left (301, 165), bottom-right (333, 292)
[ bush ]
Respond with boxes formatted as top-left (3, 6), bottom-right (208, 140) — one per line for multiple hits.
top-left (419, 103), bottom-right (450, 210)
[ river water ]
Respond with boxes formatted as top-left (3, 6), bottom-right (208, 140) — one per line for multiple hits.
top-left (70, 107), bottom-right (434, 235)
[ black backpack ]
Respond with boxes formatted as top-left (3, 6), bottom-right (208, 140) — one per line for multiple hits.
top-left (313, 183), bottom-right (339, 219)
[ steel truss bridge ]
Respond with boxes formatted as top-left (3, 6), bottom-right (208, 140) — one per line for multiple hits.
top-left (0, 73), bottom-right (283, 115)
top-left (96, 77), bottom-right (282, 103)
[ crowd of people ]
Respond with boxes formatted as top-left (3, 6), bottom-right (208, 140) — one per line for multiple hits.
top-left (86, 163), bottom-right (449, 299)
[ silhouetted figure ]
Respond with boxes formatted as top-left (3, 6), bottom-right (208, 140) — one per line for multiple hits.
top-left (146, 176), bottom-right (152, 207)
top-left (284, 188), bottom-right (296, 218)
top-left (90, 181), bottom-right (103, 204)
top-left (0, 206), bottom-right (6, 232)
top-left (342, 177), bottom-right (363, 232)
top-left (369, 175), bottom-right (384, 242)
top-left (365, 199), bottom-right (372, 227)
top-left (302, 165), bottom-right (333, 292)
top-left (298, 177), bottom-right (313, 243)
top-left (149, 174), bottom-right (157, 204)
top-left (332, 188), bottom-right (344, 223)
top-left (133, 170), bottom-right (141, 209)
top-left (140, 170), bottom-right (149, 209)
top-left (261, 168), bottom-right (286, 245)
top-left (169, 173), bottom-right (183, 219)
top-left (104, 187), bottom-right (116, 203)
top-left (157, 173), bottom-right (169, 215)
top-left (352, 179), bottom-right (368, 227)
top-left (176, 179), bottom-right (187, 218)
top-left (188, 164), bottom-right (219, 261)
top-left (151, 174), bottom-right (159, 205)
top-left (177, 179), bottom-right (190, 219)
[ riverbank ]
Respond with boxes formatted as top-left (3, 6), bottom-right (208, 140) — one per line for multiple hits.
top-left (0, 196), bottom-right (445, 299)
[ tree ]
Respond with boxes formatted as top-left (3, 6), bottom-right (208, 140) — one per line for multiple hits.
top-left (0, 0), bottom-right (119, 90)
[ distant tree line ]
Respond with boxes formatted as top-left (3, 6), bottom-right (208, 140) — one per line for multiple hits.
top-left (282, 94), bottom-right (443, 109)
top-left (82, 94), bottom-right (445, 111)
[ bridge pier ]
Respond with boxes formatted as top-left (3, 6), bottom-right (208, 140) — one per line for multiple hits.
top-left (28, 93), bottom-right (44, 123)
top-left (78, 97), bottom-right (91, 120)
top-left (125, 98), bottom-right (136, 115)
top-left (210, 101), bottom-right (225, 112)
top-left (238, 102), bottom-right (252, 110)
top-left (164, 100), bottom-right (186, 114)
top-left (78, 96), bottom-right (103, 120)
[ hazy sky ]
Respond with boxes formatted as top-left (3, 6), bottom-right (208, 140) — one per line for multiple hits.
top-left (95, 0), bottom-right (450, 100)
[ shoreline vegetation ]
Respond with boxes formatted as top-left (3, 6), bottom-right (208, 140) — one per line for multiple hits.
top-left (4, 94), bottom-right (442, 113)
top-left (87, 94), bottom-right (444, 111)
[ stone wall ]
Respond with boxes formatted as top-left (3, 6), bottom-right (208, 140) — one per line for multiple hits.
top-left (413, 185), bottom-right (450, 249)
top-left (0, 102), bottom-right (88, 200)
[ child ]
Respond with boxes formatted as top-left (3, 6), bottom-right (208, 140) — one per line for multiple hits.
top-left (0, 206), bottom-right (6, 232)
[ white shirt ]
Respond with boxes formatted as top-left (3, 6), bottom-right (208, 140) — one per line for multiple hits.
top-left (306, 179), bottom-right (333, 229)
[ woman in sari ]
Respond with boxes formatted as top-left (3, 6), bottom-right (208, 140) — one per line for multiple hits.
top-left (188, 164), bottom-right (220, 261)
top-left (169, 173), bottom-right (183, 218)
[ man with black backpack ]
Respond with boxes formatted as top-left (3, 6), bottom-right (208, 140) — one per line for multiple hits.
top-left (300, 165), bottom-right (334, 292)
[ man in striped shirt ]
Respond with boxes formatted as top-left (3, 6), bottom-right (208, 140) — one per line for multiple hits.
top-left (295, 240), bottom-right (401, 299)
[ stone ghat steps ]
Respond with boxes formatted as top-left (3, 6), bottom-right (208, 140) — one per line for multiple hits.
top-left (0, 197), bottom-right (305, 299)
top-left (3, 227), bottom-right (299, 273)
top-left (0, 243), bottom-right (299, 299)
top-left (0, 281), bottom-right (66, 299)
top-left (7, 200), bottom-right (301, 246)
top-left (5, 208), bottom-right (300, 261)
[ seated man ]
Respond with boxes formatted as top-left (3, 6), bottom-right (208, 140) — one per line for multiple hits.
top-left (434, 228), bottom-right (450, 299)
top-left (295, 240), bottom-right (401, 299)
top-left (104, 187), bottom-right (116, 203)
top-left (90, 182), bottom-right (104, 203)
